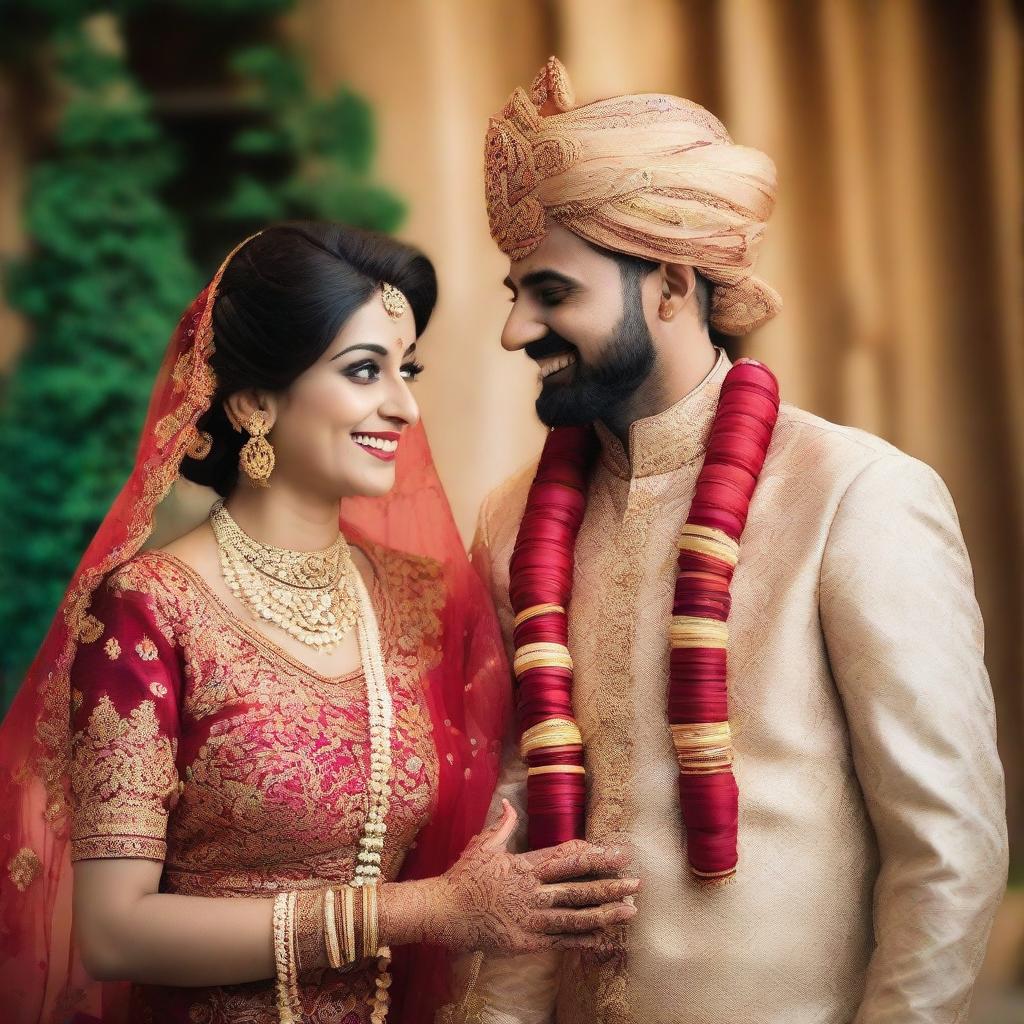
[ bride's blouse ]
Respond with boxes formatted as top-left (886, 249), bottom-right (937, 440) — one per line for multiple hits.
top-left (68, 545), bottom-right (442, 1023)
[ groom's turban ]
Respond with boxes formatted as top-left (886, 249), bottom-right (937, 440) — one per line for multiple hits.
top-left (484, 57), bottom-right (781, 335)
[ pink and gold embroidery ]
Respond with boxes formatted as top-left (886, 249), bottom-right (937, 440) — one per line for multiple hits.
top-left (7, 847), bottom-right (42, 892)
top-left (103, 637), bottom-right (121, 660)
top-left (78, 614), bottom-right (103, 644)
top-left (69, 694), bottom-right (177, 862)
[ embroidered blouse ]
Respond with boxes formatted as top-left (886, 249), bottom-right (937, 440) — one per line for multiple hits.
top-left (68, 545), bottom-right (443, 1023)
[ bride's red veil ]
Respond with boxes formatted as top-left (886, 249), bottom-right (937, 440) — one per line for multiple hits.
top-left (0, 234), bottom-right (510, 1023)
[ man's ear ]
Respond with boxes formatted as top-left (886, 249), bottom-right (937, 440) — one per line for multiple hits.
top-left (659, 263), bottom-right (697, 322)
top-left (223, 390), bottom-right (277, 434)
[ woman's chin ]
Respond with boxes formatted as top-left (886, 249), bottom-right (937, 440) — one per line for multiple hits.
top-left (342, 466), bottom-right (397, 499)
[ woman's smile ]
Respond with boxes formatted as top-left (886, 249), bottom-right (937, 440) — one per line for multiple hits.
top-left (352, 429), bottom-right (401, 461)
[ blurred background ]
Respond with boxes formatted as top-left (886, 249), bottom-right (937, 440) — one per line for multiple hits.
top-left (0, 0), bottom-right (1020, 1017)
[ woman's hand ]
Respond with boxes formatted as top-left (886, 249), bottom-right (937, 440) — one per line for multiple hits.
top-left (380, 800), bottom-right (638, 955)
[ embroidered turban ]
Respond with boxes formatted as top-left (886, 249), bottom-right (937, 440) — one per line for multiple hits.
top-left (484, 57), bottom-right (782, 335)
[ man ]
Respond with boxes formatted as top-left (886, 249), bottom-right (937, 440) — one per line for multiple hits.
top-left (446, 58), bottom-right (1007, 1024)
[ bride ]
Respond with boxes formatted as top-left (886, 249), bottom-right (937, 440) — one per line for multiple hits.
top-left (0, 223), bottom-right (637, 1024)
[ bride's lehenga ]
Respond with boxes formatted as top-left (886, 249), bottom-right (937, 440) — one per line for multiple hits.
top-left (0, 234), bottom-right (509, 1024)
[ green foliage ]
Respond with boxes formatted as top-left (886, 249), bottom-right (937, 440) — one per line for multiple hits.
top-left (0, 27), bottom-right (198, 695)
top-left (221, 46), bottom-right (405, 232)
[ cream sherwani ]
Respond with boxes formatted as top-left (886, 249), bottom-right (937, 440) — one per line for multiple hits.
top-left (454, 348), bottom-right (1007, 1024)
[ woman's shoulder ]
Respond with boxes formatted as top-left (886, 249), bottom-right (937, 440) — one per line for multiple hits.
top-left (356, 539), bottom-right (447, 652)
top-left (104, 548), bottom-right (188, 600)
top-left (356, 540), bottom-right (444, 602)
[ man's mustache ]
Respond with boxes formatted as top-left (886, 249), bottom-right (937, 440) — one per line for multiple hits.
top-left (524, 333), bottom-right (575, 362)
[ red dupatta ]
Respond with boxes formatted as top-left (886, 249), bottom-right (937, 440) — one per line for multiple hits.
top-left (0, 234), bottom-right (509, 1023)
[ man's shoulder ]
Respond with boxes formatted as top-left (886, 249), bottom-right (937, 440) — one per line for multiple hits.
top-left (478, 456), bottom-right (539, 547)
top-left (774, 402), bottom-right (902, 463)
top-left (771, 402), bottom-right (946, 504)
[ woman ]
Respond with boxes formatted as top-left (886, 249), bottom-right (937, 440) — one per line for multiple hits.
top-left (0, 224), bottom-right (637, 1024)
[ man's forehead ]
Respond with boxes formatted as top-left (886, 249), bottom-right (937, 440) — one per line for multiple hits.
top-left (504, 226), bottom-right (599, 286)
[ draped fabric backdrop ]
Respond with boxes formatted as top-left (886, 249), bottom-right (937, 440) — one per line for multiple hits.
top-left (285, 0), bottom-right (1022, 854)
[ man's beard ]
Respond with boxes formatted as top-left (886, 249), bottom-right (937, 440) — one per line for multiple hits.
top-left (531, 305), bottom-right (656, 428)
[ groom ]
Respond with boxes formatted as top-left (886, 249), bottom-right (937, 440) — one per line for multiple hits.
top-left (449, 58), bottom-right (1008, 1023)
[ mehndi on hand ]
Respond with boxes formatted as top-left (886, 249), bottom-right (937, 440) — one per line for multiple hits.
top-left (379, 800), bottom-right (639, 955)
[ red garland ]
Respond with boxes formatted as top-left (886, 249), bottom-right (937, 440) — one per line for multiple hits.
top-left (509, 359), bottom-right (780, 881)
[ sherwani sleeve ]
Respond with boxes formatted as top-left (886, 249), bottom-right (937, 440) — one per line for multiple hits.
top-left (818, 452), bottom-right (1007, 1023)
top-left (439, 496), bottom-right (559, 1024)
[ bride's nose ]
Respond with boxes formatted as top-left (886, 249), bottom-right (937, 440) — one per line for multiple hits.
top-left (379, 378), bottom-right (420, 429)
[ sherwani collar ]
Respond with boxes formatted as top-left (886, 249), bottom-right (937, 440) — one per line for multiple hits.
top-left (594, 346), bottom-right (733, 480)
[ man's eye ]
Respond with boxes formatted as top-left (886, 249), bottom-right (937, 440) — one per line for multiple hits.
top-left (346, 361), bottom-right (380, 382)
top-left (539, 290), bottom-right (567, 307)
top-left (401, 361), bottom-right (425, 381)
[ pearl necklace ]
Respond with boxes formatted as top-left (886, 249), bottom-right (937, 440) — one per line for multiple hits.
top-left (210, 503), bottom-right (394, 1019)
top-left (350, 573), bottom-right (393, 1023)
top-left (209, 499), bottom-right (359, 650)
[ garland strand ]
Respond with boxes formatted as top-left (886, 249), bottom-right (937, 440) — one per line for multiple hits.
top-left (509, 359), bottom-right (779, 882)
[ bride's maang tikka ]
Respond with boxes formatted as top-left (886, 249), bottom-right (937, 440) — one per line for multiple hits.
top-left (380, 282), bottom-right (408, 321)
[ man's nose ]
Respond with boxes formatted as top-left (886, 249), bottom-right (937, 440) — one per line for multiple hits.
top-left (501, 302), bottom-right (548, 352)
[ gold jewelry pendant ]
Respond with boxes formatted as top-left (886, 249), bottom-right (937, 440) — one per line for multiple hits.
top-left (239, 410), bottom-right (275, 487)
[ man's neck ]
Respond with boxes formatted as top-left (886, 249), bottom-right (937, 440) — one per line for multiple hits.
top-left (601, 337), bottom-right (719, 446)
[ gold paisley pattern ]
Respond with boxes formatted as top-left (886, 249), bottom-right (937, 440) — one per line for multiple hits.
top-left (68, 543), bottom-right (443, 1022)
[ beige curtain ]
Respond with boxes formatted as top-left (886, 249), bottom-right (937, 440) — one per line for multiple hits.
top-left (288, 0), bottom-right (1023, 851)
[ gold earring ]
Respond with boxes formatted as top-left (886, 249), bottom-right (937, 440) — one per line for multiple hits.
top-left (239, 410), bottom-right (275, 487)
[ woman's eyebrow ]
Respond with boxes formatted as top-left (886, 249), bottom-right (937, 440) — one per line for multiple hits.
top-left (332, 343), bottom-right (388, 360)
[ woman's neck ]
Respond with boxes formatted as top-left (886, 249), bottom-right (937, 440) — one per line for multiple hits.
top-left (223, 482), bottom-right (341, 551)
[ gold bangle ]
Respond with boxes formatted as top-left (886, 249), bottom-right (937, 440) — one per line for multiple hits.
top-left (323, 887), bottom-right (342, 970)
top-left (342, 885), bottom-right (357, 964)
top-left (294, 888), bottom-right (326, 975)
top-left (363, 883), bottom-right (379, 959)
top-left (273, 891), bottom-right (302, 1023)
top-left (527, 764), bottom-right (586, 776)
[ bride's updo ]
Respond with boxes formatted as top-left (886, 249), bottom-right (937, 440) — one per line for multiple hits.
top-left (181, 222), bottom-right (437, 497)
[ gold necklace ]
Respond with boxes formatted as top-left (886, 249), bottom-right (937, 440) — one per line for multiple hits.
top-left (209, 499), bottom-right (359, 650)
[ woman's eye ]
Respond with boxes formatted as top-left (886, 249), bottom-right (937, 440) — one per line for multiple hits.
top-left (346, 361), bottom-right (380, 382)
top-left (401, 361), bottom-right (425, 381)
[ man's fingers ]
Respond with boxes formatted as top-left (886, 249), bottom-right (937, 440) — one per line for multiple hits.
top-left (524, 840), bottom-right (631, 883)
top-left (533, 901), bottom-right (636, 935)
top-left (537, 877), bottom-right (639, 909)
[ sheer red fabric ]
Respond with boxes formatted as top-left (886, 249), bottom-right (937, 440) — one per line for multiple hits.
top-left (0, 236), bottom-right (509, 1023)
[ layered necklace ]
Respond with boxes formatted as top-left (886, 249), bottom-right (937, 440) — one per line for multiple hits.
top-left (509, 358), bottom-right (780, 886)
top-left (210, 499), bottom-right (359, 651)
top-left (209, 500), bottom-right (394, 1018)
